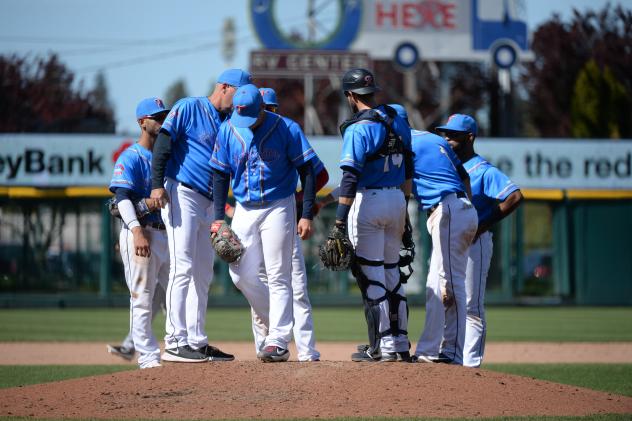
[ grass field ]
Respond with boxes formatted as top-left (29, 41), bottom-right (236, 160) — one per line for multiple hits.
top-left (1, 307), bottom-right (631, 342)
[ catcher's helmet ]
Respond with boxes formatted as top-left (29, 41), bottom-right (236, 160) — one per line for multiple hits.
top-left (342, 68), bottom-right (380, 95)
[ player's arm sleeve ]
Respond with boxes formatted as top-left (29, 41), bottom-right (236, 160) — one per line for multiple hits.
top-left (484, 167), bottom-right (520, 201)
top-left (151, 130), bottom-right (172, 189)
top-left (212, 169), bottom-right (230, 220)
top-left (113, 187), bottom-right (140, 230)
top-left (335, 168), bottom-right (360, 223)
top-left (291, 121), bottom-right (317, 165)
top-left (297, 162), bottom-right (315, 220)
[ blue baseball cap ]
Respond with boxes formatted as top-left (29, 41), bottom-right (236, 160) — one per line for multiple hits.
top-left (217, 68), bottom-right (252, 87)
top-left (436, 114), bottom-right (478, 136)
top-left (135, 97), bottom-right (169, 119)
top-left (388, 104), bottom-right (408, 121)
top-left (259, 88), bottom-right (278, 107)
top-left (231, 84), bottom-right (263, 128)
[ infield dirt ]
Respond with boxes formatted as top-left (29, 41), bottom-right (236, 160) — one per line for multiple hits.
top-left (2, 361), bottom-right (632, 419)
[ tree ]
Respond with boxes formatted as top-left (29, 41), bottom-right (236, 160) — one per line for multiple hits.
top-left (164, 79), bottom-right (189, 108)
top-left (523, 4), bottom-right (632, 137)
top-left (0, 54), bottom-right (115, 133)
top-left (571, 59), bottom-right (630, 138)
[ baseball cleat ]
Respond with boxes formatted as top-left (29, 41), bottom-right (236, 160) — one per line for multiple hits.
top-left (259, 346), bottom-right (290, 362)
top-left (203, 345), bottom-right (235, 362)
top-left (106, 344), bottom-right (135, 361)
top-left (161, 345), bottom-right (209, 363)
top-left (351, 346), bottom-right (381, 362)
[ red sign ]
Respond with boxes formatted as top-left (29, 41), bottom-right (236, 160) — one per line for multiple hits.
top-left (375, 0), bottom-right (457, 30)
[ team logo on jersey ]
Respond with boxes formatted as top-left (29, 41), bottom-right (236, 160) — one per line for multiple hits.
top-left (113, 163), bottom-right (125, 176)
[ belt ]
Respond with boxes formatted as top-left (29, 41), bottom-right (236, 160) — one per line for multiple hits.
top-left (426, 191), bottom-right (467, 217)
top-left (145, 222), bottom-right (166, 230)
top-left (180, 182), bottom-right (213, 201)
top-left (365, 186), bottom-right (399, 190)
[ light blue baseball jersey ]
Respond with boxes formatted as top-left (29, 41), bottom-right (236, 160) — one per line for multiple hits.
top-left (281, 115), bottom-right (324, 181)
top-left (339, 105), bottom-right (412, 188)
top-left (109, 143), bottom-right (161, 225)
top-left (210, 111), bottom-right (316, 204)
top-left (463, 154), bottom-right (520, 225)
top-left (161, 96), bottom-right (224, 196)
top-left (411, 129), bottom-right (466, 210)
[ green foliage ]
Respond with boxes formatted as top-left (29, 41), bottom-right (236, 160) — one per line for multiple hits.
top-left (0, 365), bottom-right (133, 389)
top-left (525, 4), bottom-right (632, 137)
top-left (486, 364), bottom-right (632, 397)
top-left (0, 307), bottom-right (631, 342)
top-left (0, 54), bottom-right (115, 133)
top-left (571, 60), bottom-right (630, 138)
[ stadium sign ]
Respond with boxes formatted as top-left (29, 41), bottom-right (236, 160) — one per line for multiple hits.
top-left (250, 0), bottom-right (530, 62)
top-left (250, 50), bottom-right (370, 76)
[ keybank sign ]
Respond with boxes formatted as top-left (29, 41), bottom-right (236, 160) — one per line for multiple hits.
top-left (1, 135), bottom-right (631, 190)
top-left (0, 134), bottom-right (132, 186)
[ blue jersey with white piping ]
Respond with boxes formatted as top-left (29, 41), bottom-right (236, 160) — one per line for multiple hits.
top-left (109, 143), bottom-right (161, 225)
top-left (411, 129), bottom-right (466, 210)
top-left (210, 111), bottom-right (315, 204)
top-left (160, 96), bottom-right (223, 196)
top-left (463, 154), bottom-right (519, 225)
top-left (339, 105), bottom-right (412, 188)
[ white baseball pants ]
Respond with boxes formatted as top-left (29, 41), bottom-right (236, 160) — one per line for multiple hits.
top-left (463, 231), bottom-right (493, 367)
top-left (415, 193), bottom-right (477, 364)
top-left (230, 195), bottom-right (295, 351)
top-left (119, 227), bottom-right (169, 368)
top-left (348, 188), bottom-right (409, 353)
top-left (162, 178), bottom-right (215, 351)
top-left (121, 282), bottom-right (166, 352)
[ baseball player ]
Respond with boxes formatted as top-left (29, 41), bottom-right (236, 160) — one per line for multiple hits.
top-left (437, 114), bottom-right (523, 368)
top-left (150, 69), bottom-right (251, 363)
top-left (210, 83), bottom-right (317, 362)
top-left (254, 87), bottom-right (327, 361)
top-left (108, 97), bottom-right (171, 369)
top-left (394, 105), bottom-right (478, 365)
top-left (333, 69), bottom-right (413, 362)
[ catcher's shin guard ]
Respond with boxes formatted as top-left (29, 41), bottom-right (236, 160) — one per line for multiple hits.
top-left (352, 260), bottom-right (386, 355)
top-left (385, 282), bottom-right (408, 337)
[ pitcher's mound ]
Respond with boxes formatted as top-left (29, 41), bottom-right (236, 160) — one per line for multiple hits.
top-left (2, 361), bottom-right (631, 419)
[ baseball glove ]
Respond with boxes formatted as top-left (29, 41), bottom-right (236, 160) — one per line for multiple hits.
top-left (210, 221), bottom-right (244, 263)
top-left (319, 224), bottom-right (354, 271)
top-left (106, 197), bottom-right (152, 220)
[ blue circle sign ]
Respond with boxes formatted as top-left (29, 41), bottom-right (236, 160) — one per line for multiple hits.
top-left (250, 0), bottom-right (362, 50)
top-left (492, 43), bottom-right (517, 69)
top-left (394, 42), bottom-right (419, 69)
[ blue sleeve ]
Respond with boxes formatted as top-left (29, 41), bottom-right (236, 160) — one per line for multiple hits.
top-left (109, 150), bottom-right (137, 192)
top-left (209, 123), bottom-right (232, 174)
top-left (483, 166), bottom-right (519, 201)
top-left (339, 126), bottom-right (366, 172)
top-left (160, 99), bottom-right (190, 141)
top-left (288, 120), bottom-right (317, 166)
top-left (285, 122), bottom-right (311, 168)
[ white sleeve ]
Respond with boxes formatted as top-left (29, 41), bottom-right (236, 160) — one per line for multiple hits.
top-left (118, 199), bottom-right (141, 230)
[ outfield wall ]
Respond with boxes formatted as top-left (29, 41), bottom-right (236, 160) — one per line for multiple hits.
top-left (1, 134), bottom-right (631, 307)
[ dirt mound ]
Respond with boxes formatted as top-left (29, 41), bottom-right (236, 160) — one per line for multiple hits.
top-left (2, 362), bottom-right (631, 419)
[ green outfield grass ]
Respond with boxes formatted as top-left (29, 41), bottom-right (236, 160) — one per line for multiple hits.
top-left (0, 365), bottom-right (133, 389)
top-left (0, 307), bottom-right (631, 342)
top-left (485, 364), bottom-right (632, 397)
